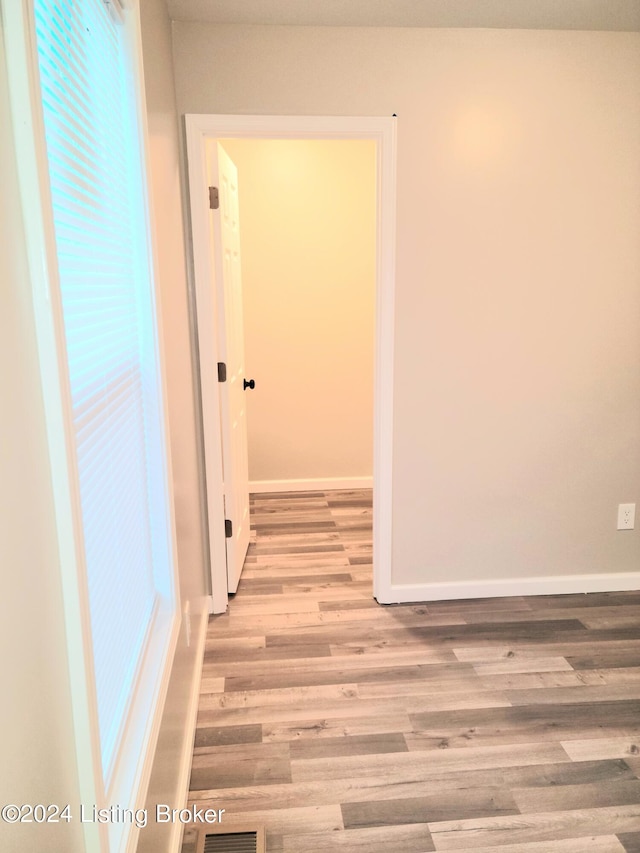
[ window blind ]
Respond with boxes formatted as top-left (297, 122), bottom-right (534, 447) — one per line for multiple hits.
top-left (33, 0), bottom-right (172, 777)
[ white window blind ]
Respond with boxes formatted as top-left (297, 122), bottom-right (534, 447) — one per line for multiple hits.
top-left (33, 0), bottom-right (173, 779)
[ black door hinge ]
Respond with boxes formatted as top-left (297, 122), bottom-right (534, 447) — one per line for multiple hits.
top-left (209, 186), bottom-right (219, 210)
top-left (217, 362), bottom-right (227, 382)
top-left (225, 519), bottom-right (233, 538)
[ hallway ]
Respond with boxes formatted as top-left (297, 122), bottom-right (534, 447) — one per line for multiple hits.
top-left (182, 489), bottom-right (640, 852)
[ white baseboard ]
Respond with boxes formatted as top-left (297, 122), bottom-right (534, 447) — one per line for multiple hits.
top-left (375, 572), bottom-right (640, 605)
top-left (250, 476), bottom-right (373, 494)
top-left (170, 608), bottom-right (208, 853)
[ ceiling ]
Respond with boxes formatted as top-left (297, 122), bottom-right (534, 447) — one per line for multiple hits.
top-left (166, 0), bottom-right (640, 31)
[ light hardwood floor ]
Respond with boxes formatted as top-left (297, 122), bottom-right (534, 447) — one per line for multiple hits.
top-left (182, 489), bottom-right (640, 853)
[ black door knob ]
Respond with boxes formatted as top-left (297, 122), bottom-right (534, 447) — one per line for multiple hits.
top-left (243, 378), bottom-right (255, 390)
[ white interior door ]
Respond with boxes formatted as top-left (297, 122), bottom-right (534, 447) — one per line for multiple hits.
top-left (207, 141), bottom-right (251, 593)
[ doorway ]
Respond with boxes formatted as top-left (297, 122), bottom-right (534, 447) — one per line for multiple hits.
top-left (219, 137), bottom-right (375, 492)
top-left (185, 115), bottom-right (397, 613)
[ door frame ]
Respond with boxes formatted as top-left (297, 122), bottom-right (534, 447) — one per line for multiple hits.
top-left (185, 114), bottom-right (397, 614)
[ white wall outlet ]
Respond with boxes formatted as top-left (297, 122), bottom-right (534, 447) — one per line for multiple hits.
top-left (617, 503), bottom-right (635, 530)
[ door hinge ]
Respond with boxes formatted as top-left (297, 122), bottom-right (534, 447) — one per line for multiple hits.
top-left (225, 518), bottom-right (233, 538)
top-left (217, 362), bottom-right (227, 382)
top-left (209, 186), bottom-right (219, 210)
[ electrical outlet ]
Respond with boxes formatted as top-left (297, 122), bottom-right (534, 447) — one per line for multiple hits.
top-left (617, 503), bottom-right (635, 530)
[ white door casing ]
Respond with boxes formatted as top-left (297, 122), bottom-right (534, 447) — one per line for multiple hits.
top-left (207, 142), bottom-right (251, 593)
top-left (185, 115), bottom-right (397, 614)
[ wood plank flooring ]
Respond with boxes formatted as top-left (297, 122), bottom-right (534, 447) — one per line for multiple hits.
top-left (181, 489), bottom-right (640, 853)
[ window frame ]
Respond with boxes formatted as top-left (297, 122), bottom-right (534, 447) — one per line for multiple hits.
top-left (2, 2), bottom-right (180, 851)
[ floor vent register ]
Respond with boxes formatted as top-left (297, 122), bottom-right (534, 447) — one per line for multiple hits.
top-left (195, 824), bottom-right (265, 853)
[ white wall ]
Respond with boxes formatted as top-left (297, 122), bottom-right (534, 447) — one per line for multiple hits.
top-left (0, 23), bottom-right (84, 853)
top-left (173, 25), bottom-right (640, 589)
top-left (138, 2), bottom-right (209, 851)
top-left (220, 138), bottom-right (376, 485)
